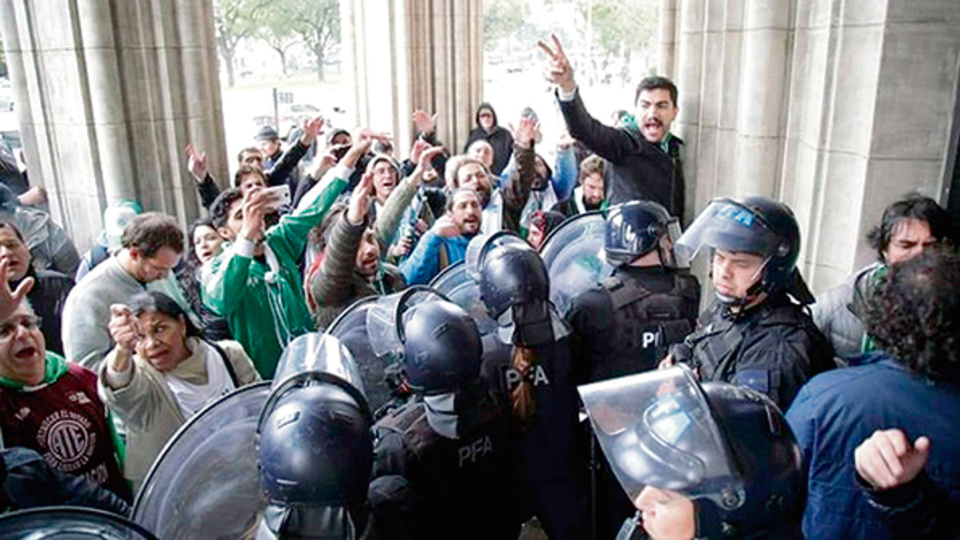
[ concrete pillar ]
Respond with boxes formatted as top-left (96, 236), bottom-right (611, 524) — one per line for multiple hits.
top-left (732, 0), bottom-right (790, 197)
top-left (658, 0), bottom-right (678, 78)
top-left (674, 0), bottom-right (705, 224)
top-left (343, 0), bottom-right (481, 158)
top-left (0, 0), bottom-right (226, 250)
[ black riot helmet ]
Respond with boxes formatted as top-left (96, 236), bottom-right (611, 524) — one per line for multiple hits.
top-left (604, 201), bottom-right (682, 266)
top-left (257, 371), bottom-right (373, 512)
top-left (401, 295), bottom-right (483, 395)
top-left (579, 366), bottom-right (804, 539)
top-left (472, 231), bottom-right (558, 346)
top-left (676, 196), bottom-right (814, 303)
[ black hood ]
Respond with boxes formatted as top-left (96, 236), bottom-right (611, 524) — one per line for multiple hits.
top-left (475, 102), bottom-right (498, 128)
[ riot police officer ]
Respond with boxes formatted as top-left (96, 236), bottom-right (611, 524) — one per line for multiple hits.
top-left (565, 202), bottom-right (700, 540)
top-left (668, 196), bottom-right (834, 410)
top-left (473, 231), bottom-right (588, 540)
top-left (567, 200), bottom-right (701, 382)
top-left (256, 369), bottom-right (375, 539)
top-left (369, 292), bottom-right (518, 540)
top-left (579, 365), bottom-right (806, 539)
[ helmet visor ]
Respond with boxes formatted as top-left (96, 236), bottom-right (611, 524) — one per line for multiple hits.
top-left (365, 287), bottom-right (449, 358)
top-left (272, 333), bottom-right (365, 397)
top-left (675, 199), bottom-right (780, 268)
top-left (539, 212), bottom-right (614, 317)
top-left (430, 262), bottom-right (499, 337)
top-left (578, 366), bottom-right (739, 505)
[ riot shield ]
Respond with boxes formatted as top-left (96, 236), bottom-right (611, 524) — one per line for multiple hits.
top-left (0, 507), bottom-right (158, 539)
top-left (324, 297), bottom-right (398, 416)
top-left (132, 382), bottom-right (271, 540)
top-left (539, 211), bottom-right (614, 318)
top-left (272, 332), bottom-right (365, 395)
top-left (430, 262), bottom-right (498, 338)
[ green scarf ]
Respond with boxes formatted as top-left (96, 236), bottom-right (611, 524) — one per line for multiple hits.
top-left (0, 351), bottom-right (69, 390)
top-left (859, 264), bottom-right (889, 353)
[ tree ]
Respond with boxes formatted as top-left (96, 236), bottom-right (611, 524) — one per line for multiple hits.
top-left (483, 0), bottom-right (529, 50)
top-left (214, 0), bottom-right (268, 87)
top-left (257, 0), bottom-right (300, 76)
top-left (288, 0), bottom-right (340, 82)
top-left (0, 35), bottom-right (7, 78)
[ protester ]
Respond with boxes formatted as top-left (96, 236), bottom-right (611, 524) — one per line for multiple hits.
top-left (540, 35), bottom-right (685, 218)
top-left (551, 154), bottom-right (608, 218)
top-left (0, 291), bottom-right (129, 502)
top-left (464, 103), bottom-right (513, 176)
top-left (786, 247), bottom-right (960, 539)
top-left (202, 121), bottom-right (382, 378)
top-left (99, 291), bottom-right (258, 490)
top-left (399, 187), bottom-right (482, 285)
top-left (0, 184), bottom-right (80, 277)
top-left (63, 212), bottom-right (195, 369)
top-left (813, 194), bottom-right (953, 360)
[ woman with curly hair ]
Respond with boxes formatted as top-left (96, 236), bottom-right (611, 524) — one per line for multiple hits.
top-left (785, 247), bottom-right (960, 540)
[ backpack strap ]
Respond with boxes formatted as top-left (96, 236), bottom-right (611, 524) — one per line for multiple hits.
top-left (205, 340), bottom-right (240, 388)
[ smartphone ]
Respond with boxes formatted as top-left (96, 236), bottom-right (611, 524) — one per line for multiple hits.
top-left (263, 184), bottom-right (291, 211)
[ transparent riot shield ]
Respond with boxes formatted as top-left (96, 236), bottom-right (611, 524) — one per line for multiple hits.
top-left (272, 332), bottom-right (365, 395)
top-left (324, 296), bottom-right (399, 415)
top-left (0, 507), bottom-right (158, 539)
top-left (539, 211), bottom-right (614, 317)
top-left (430, 261), bottom-right (499, 337)
top-left (132, 382), bottom-right (271, 540)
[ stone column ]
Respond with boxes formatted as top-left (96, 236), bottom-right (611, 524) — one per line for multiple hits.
top-left (658, 0), bottom-right (678, 78)
top-left (343, 0), bottom-right (482, 158)
top-left (0, 0), bottom-right (226, 250)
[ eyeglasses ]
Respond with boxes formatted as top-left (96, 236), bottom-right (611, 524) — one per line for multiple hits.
top-left (0, 315), bottom-right (42, 339)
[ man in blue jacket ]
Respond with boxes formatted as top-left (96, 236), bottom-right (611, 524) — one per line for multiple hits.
top-left (786, 247), bottom-right (960, 540)
top-left (400, 187), bottom-right (482, 285)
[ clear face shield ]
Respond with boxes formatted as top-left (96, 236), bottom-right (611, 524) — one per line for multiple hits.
top-left (365, 287), bottom-right (451, 360)
top-left (674, 199), bottom-right (780, 270)
top-left (578, 366), bottom-right (745, 512)
top-left (272, 333), bottom-right (365, 395)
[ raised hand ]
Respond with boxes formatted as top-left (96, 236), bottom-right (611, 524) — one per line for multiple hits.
top-left (300, 116), bottom-right (326, 145)
top-left (347, 172), bottom-right (374, 226)
top-left (410, 137), bottom-right (430, 165)
top-left (412, 110), bottom-right (438, 135)
top-left (537, 34), bottom-right (576, 93)
top-left (514, 116), bottom-right (540, 149)
top-left (108, 304), bottom-right (140, 353)
top-left (344, 129), bottom-right (392, 168)
top-left (240, 187), bottom-right (268, 243)
top-left (431, 215), bottom-right (460, 238)
top-left (410, 145), bottom-right (446, 188)
top-left (184, 143), bottom-right (209, 181)
top-left (0, 259), bottom-right (33, 321)
top-left (855, 429), bottom-right (932, 490)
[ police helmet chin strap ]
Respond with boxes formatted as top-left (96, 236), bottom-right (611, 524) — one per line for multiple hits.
top-left (717, 257), bottom-right (770, 316)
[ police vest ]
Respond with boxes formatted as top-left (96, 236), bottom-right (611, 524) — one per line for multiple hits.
top-left (601, 271), bottom-right (699, 374)
top-left (372, 399), bottom-right (516, 540)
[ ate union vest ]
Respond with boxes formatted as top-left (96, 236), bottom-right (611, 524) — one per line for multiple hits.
top-left (0, 363), bottom-right (127, 497)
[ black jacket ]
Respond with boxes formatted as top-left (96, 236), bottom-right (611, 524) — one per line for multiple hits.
top-left (671, 293), bottom-right (835, 411)
top-left (464, 104), bottom-right (514, 176)
top-left (0, 447), bottom-right (129, 516)
top-left (18, 269), bottom-right (73, 356)
top-left (558, 90), bottom-right (684, 220)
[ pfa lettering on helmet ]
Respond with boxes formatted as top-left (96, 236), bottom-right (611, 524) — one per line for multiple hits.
top-left (458, 434), bottom-right (494, 467)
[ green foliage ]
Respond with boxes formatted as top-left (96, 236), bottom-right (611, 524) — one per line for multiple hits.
top-left (257, 0), bottom-right (301, 75)
top-left (214, 0), bottom-right (270, 86)
top-left (286, 0), bottom-right (340, 81)
top-left (591, 0), bottom-right (657, 56)
top-left (484, 0), bottom-right (529, 46)
top-left (0, 36), bottom-right (6, 78)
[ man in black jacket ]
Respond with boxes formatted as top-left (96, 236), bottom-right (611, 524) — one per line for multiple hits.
top-left (539, 35), bottom-right (685, 220)
top-left (464, 103), bottom-right (514, 177)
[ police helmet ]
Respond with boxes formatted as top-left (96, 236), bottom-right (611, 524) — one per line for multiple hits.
top-left (471, 231), bottom-right (558, 346)
top-left (677, 196), bottom-right (811, 301)
top-left (579, 366), bottom-right (804, 539)
top-left (401, 297), bottom-right (482, 395)
top-left (604, 201), bottom-right (681, 266)
top-left (257, 371), bottom-right (373, 507)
